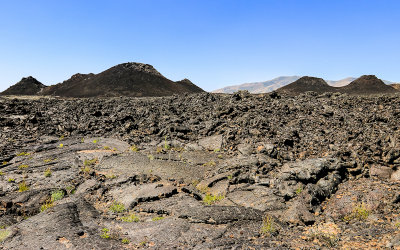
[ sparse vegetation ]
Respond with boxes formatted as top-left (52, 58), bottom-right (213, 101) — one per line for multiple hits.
top-left (51, 190), bottom-right (65, 201)
top-left (106, 173), bottom-right (117, 179)
top-left (100, 228), bottom-right (110, 239)
top-left (58, 143), bottom-right (64, 148)
top-left (121, 238), bottom-right (130, 244)
top-left (260, 215), bottom-right (277, 237)
top-left (84, 158), bottom-right (97, 166)
top-left (40, 200), bottom-right (54, 212)
top-left (18, 181), bottom-right (29, 192)
top-left (203, 194), bottom-right (225, 205)
top-left (7, 178), bottom-right (15, 183)
top-left (152, 216), bottom-right (164, 221)
top-left (2, 161), bottom-right (8, 165)
top-left (43, 158), bottom-right (56, 163)
top-left (130, 145), bottom-right (139, 152)
top-left (147, 154), bottom-right (155, 161)
top-left (120, 213), bottom-right (140, 222)
top-left (44, 168), bottom-right (52, 177)
top-left (164, 136), bottom-right (170, 150)
top-left (0, 171), bottom-right (4, 176)
top-left (18, 164), bottom-right (29, 169)
top-left (103, 146), bottom-right (111, 150)
top-left (0, 229), bottom-right (10, 242)
top-left (202, 161), bottom-right (216, 167)
top-left (343, 202), bottom-right (370, 221)
top-left (92, 139), bottom-right (98, 144)
top-left (295, 186), bottom-right (302, 195)
top-left (109, 202), bottom-right (125, 213)
top-left (16, 152), bottom-right (30, 157)
top-left (81, 166), bottom-right (91, 173)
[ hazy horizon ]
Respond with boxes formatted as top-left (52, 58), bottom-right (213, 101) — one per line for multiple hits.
top-left (1, 0), bottom-right (399, 92)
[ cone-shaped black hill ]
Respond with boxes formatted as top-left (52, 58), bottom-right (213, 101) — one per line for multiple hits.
top-left (41, 62), bottom-right (204, 97)
top-left (276, 76), bottom-right (336, 95)
top-left (1, 76), bottom-right (46, 96)
top-left (340, 75), bottom-right (397, 94)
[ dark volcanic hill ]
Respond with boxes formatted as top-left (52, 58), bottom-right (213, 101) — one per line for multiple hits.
top-left (276, 76), bottom-right (336, 95)
top-left (41, 62), bottom-right (204, 97)
top-left (340, 75), bottom-right (397, 94)
top-left (1, 76), bottom-right (46, 96)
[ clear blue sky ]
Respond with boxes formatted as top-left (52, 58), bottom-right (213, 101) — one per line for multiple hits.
top-left (0, 0), bottom-right (399, 91)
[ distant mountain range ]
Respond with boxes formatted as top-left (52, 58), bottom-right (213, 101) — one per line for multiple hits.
top-left (1, 63), bottom-right (204, 97)
top-left (213, 76), bottom-right (397, 93)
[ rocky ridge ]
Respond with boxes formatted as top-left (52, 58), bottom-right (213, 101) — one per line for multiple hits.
top-left (0, 92), bottom-right (400, 248)
top-left (2, 63), bottom-right (204, 98)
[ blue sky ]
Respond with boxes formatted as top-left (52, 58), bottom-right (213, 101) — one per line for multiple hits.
top-left (0, 0), bottom-right (399, 91)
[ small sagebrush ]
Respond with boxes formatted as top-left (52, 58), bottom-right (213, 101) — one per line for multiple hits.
top-left (120, 214), bottom-right (140, 222)
top-left (203, 194), bottom-right (224, 205)
top-left (260, 215), bottom-right (277, 237)
top-left (109, 202), bottom-right (125, 213)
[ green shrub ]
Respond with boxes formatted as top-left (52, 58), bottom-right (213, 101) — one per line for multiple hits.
top-left (120, 214), bottom-right (139, 222)
top-left (2, 161), bottom-right (8, 165)
top-left (109, 202), bottom-right (125, 213)
top-left (44, 168), bottom-right (52, 177)
top-left (81, 166), bottom-right (91, 173)
top-left (51, 190), bottom-right (64, 201)
top-left (84, 158), bottom-right (97, 166)
top-left (121, 238), bottom-right (130, 244)
top-left (130, 145), bottom-right (139, 152)
top-left (260, 215), bottom-right (277, 236)
top-left (0, 229), bottom-right (10, 242)
top-left (100, 228), bottom-right (110, 239)
top-left (7, 178), bottom-right (15, 183)
top-left (343, 202), bottom-right (370, 221)
top-left (16, 152), bottom-right (30, 157)
top-left (202, 161), bottom-right (216, 167)
top-left (203, 194), bottom-right (224, 205)
top-left (18, 181), bottom-right (29, 192)
top-left (152, 216), bottom-right (164, 221)
top-left (18, 164), bottom-right (29, 169)
top-left (40, 200), bottom-right (54, 212)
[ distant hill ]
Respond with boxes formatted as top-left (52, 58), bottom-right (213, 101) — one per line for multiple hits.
top-left (214, 76), bottom-right (397, 93)
top-left (326, 77), bottom-right (356, 87)
top-left (340, 75), bottom-right (397, 95)
top-left (276, 76), bottom-right (336, 95)
top-left (0, 76), bottom-right (46, 96)
top-left (275, 75), bottom-right (398, 95)
top-left (212, 76), bottom-right (301, 94)
top-left (40, 62), bottom-right (204, 97)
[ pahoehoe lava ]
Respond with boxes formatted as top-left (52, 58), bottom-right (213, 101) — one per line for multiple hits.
top-left (1, 90), bottom-right (400, 248)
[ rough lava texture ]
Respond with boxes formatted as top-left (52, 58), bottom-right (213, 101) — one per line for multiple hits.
top-left (40, 62), bottom-right (204, 97)
top-left (1, 77), bottom-right (46, 96)
top-left (1, 91), bottom-right (400, 248)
